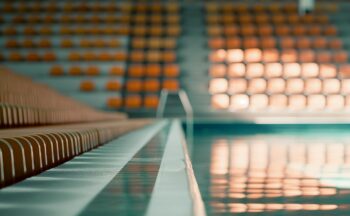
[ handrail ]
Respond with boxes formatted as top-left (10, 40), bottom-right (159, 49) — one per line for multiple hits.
top-left (156, 89), bottom-right (193, 145)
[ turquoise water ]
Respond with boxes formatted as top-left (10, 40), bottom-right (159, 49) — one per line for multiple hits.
top-left (192, 124), bottom-right (350, 215)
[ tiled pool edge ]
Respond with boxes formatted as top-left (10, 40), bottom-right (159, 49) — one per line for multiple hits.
top-left (146, 120), bottom-right (206, 216)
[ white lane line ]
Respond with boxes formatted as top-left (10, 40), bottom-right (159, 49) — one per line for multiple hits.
top-left (0, 120), bottom-right (167, 216)
top-left (146, 120), bottom-right (206, 216)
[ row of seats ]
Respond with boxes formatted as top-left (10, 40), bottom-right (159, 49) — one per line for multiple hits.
top-left (106, 95), bottom-right (160, 109)
top-left (50, 65), bottom-right (123, 76)
top-left (206, 14), bottom-right (329, 24)
top-left (131, 38), bottom-right (177, 49)
top-left (0, 68), bottom-right (126, 127)
top-left (5, 39), bottom-right (122, 48)
top-left (0, 119), bottom-right (151, 187)
top-left (209, 77), bottom-right (350, 95)
top-left (2, 26), bottom-right (181, 36)
top-left (209, 49), bottom-right (348, 63)
top-left (50, 64), bottom-right (180, 77)
top-left (129, 50), bottom-right (176, 62)
top-left (208, 37), bottom-right (343, 50)
top-left (209, 63), bottom-right (349, 78)
top-left (1, 3), bottom-right (180, 13)
top-left (8, 15), bottom-right (181, 24)
top-left (3, 52), bottom-right (57, 61)
top-left (204, 3), bottom-right (337, 13)
top-left (80, 79), bottom-right (179, 92)
top-left (207, 25), bottom-right (337, 37)
top-left (211, 93), bottom-right (349, 110)
top-left (2, 52), bottom-right (129, 62)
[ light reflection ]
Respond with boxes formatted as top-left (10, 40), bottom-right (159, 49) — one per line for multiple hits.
top-left (205, 135), bottom-right (350, 214)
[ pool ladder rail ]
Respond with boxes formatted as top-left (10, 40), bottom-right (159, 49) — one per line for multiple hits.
top-left (156, 89), bottom-right (194, 145)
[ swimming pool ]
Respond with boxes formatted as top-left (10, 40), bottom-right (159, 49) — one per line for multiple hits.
top-left (191, 124), bottom-right (350, 215)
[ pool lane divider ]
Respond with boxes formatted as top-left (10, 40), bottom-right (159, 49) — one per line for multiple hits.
top-left (146, 120), bottom-right (207, 216)
top-left (0, 120), bottom-right (168, 216)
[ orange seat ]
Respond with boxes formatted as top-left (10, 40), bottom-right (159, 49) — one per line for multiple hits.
top-left (5, 40), bottom-right (19, 48)
top-left (297, 37), bottom-right (312, 49)
top-left (309, 26), bottom-right (322, 35)
top-left (68, 66), bottom-right (83, 76)
top-left (313, 37), bottom-right (327, 49)
top-left (316, 15), bottom-right (329, 24)
top-left (144, 79), bottom-right (160, 92)
top-left (226, 37), bottom-right (241, 49)
top-left (167, 26), bottom-right (181, 36)
top-left (80, 80), bottom-right (95, 92)
top-left (144, 95), bottom-right (159, 108)
top-left (243, 37), bottom-right (259, 48)
top-left (60, 39), bottom-right (74, 48)
top-left (114, 52), bottom-right (127, 61)
top-left (316, 52), bottom-right (332, 63)
top-left (262, 49), bottom-right (279, 62)
top-left (105, 80), bottom-right (122, 91)
top-left (86, 66), bottom-right (100, 76)
top-left (125, 95), bottom-right (142, 108)
top-left (38, 39), bottom-right (52, 48)
top-left (280, 37), bottom-right (295, 49)
top-left (42, 52), bottom-right (56, 61)
top-left (255, 15), bottom-right (269, 24)
top-left (80, 39), bottom-right (91, 48)
top-left (164, 64), bottom-right (180, 77)
top-left (109, 66), bottom-right (124, 76)
top-left (324, 26), bottom-right (337, 36)
top-left (99, 53), bottom-right (112, 61)
top-left (23, 27), bottom-right (36, 35)
top-left (132, 38), bottom-right (146, 49)
top-left (163, 51), bottom-right (176, 62)
top-left (280, 49), bottom-right (298, 63)
top-left (106, 97), bottom-right (122, 109)
top-left (275, 26), bottom-right (290, 36)
top-left (224, 26), bottom-right (239, 36)
top-left (258, 25), bottom-right (273, 36)
top-left (68, 52), bottom-right (81, 61)
top-left (208, 38), bottom-right (225, 49)
top-left (261, 37), bottom-right (276, 48)
top-left (50, 66), bottom-right (64, 76)
top-left (241, 25), bottom-right (256, 36)
top-left (39, 27), bottom-right (52, 35)
top-left (293, 26), bottom-right (307, 36)
top-left (146, 64), bottom-right (161, 77)
top-left (163, 38), bottom-right (177, 49)
top-left (108, 39), bottom-right (120, 48)
top-left (129, 51), bottom-right (145, 62)
top-left (271, 15), bottom-right (285, 24)
top-left (3, 27), bottom-right (17, 35)
top-left (126, 80), bottom-right (143, 92)
top-left (147, 38), bottom-right (163, 49)
top-left (208, 26), bottom-right (222, 36)
top-left (329, 39), bottom-right (343, 49)
top-left (83, 52), bottom-right (97, 61)
top-left (163, 79), bottom-right (179, 91)
top-left (128, 65), bottom-right (145, 77)
top-left (26, 52), bottom-right (41, 61)
top-left (334, 51), bottom-right (348, 63)
top-left (221, 14), bottom-right (236, 25)
top-left (22, 39), bottom-right (35, 48)
top-left (91, 39), bottom-right (106, 48)
top-left (339, 64), bottom-right (350, 78)
top-left (299, 50), bottom-right (315, 62)
top-left (8, 52), bottom-right (23, 61)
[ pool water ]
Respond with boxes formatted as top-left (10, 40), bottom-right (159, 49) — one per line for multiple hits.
top-left (191, 124), bottom-right (350, 215)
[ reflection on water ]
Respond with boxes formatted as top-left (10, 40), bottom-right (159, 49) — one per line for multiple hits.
top-left (193, 133), bottom-right (350, 215)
